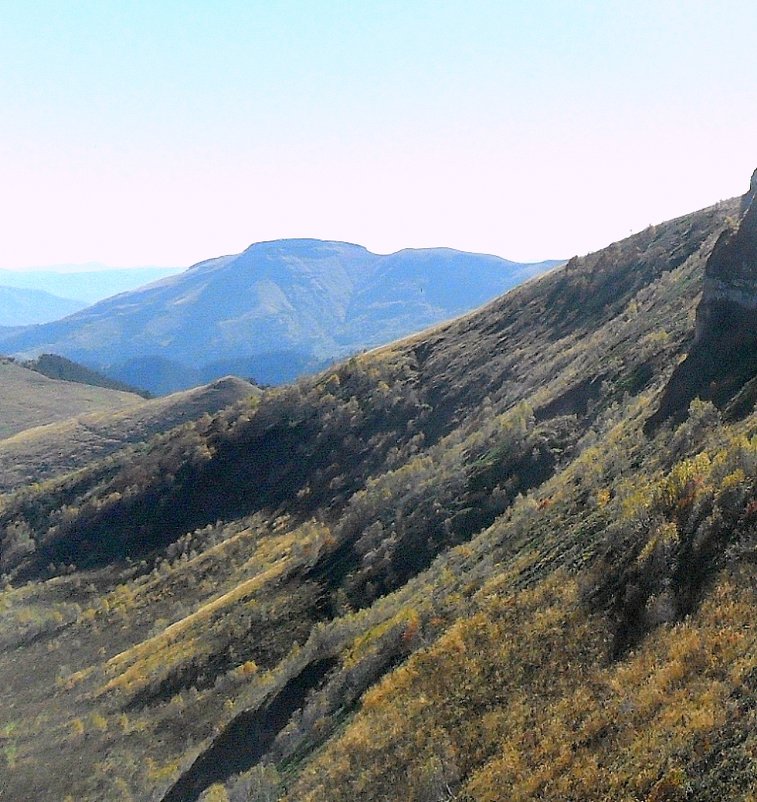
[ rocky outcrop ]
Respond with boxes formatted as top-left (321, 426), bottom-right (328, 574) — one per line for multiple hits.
top-left (649, 170), bottom-right (757, 427)
top-left (742, 167), bottom-right (757, 213)
top-left (695, 168), bottom-right (757, 343)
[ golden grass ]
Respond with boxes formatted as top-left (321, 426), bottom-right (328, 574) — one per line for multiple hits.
top-left (102, 558), bottom-right (290, 694)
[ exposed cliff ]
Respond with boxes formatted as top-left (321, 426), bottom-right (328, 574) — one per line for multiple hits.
top-left (695, 168), bottom-right (757, 342)
top-left (650, 170), bottom-right (757, 426)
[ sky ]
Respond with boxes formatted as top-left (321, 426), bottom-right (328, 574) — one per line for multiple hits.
top-left (1, 0), bottom-right (755, 269)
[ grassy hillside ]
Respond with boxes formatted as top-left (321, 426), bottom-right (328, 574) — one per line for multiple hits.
top-left (0, 376), bottom-right (257, 493)
top-left (0, 358), bottom-right (142, 440)
top-left (0, 192), bottom-right (754, 802)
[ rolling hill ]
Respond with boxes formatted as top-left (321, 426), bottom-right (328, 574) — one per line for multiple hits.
top-left (0, 375), bottom-right (257, 493)
top-left (0, 174), bottom-right (754, 802)
top-left (0, 241), bottom-right (561, 393)
top-left (0, 357), bottom-right (142, 440)
top-left (22, 353), bottom-right (149, 396)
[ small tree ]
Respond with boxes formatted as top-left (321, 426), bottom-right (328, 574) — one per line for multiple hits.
top-left (200, 783), bottom-right (230, 802)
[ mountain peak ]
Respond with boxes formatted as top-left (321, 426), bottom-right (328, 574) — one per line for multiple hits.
top-left (243, 238), bottom-right (370, 256)
top-left (0, 241), bottom-right (553, 393)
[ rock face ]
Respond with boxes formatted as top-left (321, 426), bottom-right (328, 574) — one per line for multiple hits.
top-left (650, 170), bottom-right (757, 426)
top-left (742, 167), bottom-right (757, 213)
top-left (695, 168), bottom-right (757, 343)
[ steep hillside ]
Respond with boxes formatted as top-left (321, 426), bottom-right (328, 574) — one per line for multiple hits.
top-left (0, 182), bottom-right (754, 802)
top-left (0, 357), bottom-right (141, 440)
top-left (0, 240), bottom-right (560, 393)
top-left (0, 286), bottom-right (85, 326)
top-left (0, 376), bottom-right (257, 493)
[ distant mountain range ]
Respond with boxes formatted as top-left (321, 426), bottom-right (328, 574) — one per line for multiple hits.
top-left (0, 265), bottom-right (181, 305)
top-left (0, 240), bottom-right (562, 393)
top-left (0, 286), bottom-right (86, 326)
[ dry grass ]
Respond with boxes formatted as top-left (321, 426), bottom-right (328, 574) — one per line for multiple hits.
top-left (0, 358), bottom-right (141, 440)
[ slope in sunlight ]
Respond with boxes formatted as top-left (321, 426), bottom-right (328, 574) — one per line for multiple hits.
top-left (0, 375), bottom-right (257, 493)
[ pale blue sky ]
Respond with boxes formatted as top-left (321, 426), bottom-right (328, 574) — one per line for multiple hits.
top-left (1, 1), bottom-right (755, 267)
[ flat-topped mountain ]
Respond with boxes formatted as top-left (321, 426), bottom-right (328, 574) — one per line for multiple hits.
top-left (0, 241), bottom-right (560, 393)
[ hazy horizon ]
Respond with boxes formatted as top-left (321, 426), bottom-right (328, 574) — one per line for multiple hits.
top-left (0, 240), bottom-right (565, 273)
top-left (0, 262), bottom-right (182, 273)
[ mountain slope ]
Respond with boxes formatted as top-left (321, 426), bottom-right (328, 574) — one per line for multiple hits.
top-left (0, 240), bottom-right (560, 393)
top-left (0, 286), bottom-right (85, 326)
top-left (0, 181), bottom-right (754, 802)
top-left (0, 357), bottom-right (142, 440)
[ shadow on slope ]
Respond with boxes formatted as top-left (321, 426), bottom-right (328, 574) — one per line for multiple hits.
top-left (161, 659), bottom-right (337, 802)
